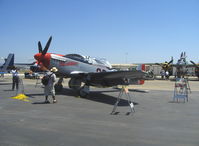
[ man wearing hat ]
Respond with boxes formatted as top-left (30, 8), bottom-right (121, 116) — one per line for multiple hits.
top-left (11, 66), bottom-right (19, 90)
top-left (44, 67), bottom-right (58, 103)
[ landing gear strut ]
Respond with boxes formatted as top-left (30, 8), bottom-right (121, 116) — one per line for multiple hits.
top-left (54, 77), bottom-right (64, 92)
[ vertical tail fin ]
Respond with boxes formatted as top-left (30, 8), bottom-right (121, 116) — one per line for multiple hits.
top-left (136, 64), bottom-right (145, 85)
top-left (136, 64), bottom-right (146, 71)
top-left (0, 53), bottom-right (14, 72)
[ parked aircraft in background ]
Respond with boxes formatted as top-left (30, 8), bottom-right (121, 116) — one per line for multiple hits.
top-left (33, 36), bottom-right (146, 97)
top-left (174, 52), bottom-right (189, 78)
top-left (190, 60), bottom-right (199, 78)
top-left (155, 57), bottom-right (173, 76)
top-left (0, 53), bottom-right (14, 73)
top-left (156, 52), bottom-right (192, 78)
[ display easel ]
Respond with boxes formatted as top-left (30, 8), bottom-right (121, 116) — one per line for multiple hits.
top-left (111, 86), bottom-right (135, 115)
top-left (173, 78), bottom-right (189, 102)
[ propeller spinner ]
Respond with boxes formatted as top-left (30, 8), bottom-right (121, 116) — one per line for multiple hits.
top-left (34, 36), bottom-right (52, 70)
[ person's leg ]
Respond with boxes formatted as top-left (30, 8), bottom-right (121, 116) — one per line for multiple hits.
top-left (52, 87), bottom-right (57, 103)
top-left (12, 78), bottom-right (15, 90)
top-left (16, 78), bottom-right (19, 90)
top-left (44, 86), bottom-right (50, 103)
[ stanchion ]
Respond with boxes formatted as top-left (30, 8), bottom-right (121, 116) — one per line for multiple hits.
top-left (111, 86), bottom-right (135, 115)
top-left (12, 78), bottom-right (29, 102)
top-left (35, 76), bottom-right (42, 88)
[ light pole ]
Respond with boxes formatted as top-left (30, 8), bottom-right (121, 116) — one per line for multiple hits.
top-left (125, 52), bottom-right (128, 64)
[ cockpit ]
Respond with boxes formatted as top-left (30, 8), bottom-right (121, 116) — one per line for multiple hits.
top-left (64, 54), bottom-right (112, 69)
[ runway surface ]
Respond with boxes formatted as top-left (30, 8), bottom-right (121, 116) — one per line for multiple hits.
top-left (0, 77), bottom-right (199, 146)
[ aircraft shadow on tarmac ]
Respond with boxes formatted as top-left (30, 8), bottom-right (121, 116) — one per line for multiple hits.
top-left (0, 83), bottom-right (12, 85)
top-left (59, 88), bottom-right (139, 106)
top-left (4, 89), bottom-right (14, 91)
top-left (29, 88), bottom-right (139, 106)
top-left (25, 93), bottom-right (44, 98)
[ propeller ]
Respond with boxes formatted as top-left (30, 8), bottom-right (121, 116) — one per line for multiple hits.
top-left (42, 36), bottom-right (52, 55)
top-left (168, 57), bottom-right (173, 64)
top-left (38, 41), bottom-right (42, 53)
top-left (190, 60), bottom-right (199, 69)
top-left (37, 36), bottom-right (52, 55)
top-left (34, 36), bottom-right (52, 71)
top-left (180, 52), bottom-right (183, 58)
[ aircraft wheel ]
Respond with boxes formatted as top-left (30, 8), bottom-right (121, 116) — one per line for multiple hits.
top-left (54, 84), bottom-right (63, 93)
top-left (68, 78), bottom-right (82, 90)
top-left (79, 89), bottom-right (88, 98)
top-left (79, 86), bottom-right (89, 98)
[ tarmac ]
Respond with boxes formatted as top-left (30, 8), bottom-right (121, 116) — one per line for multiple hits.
top-left (0, 76), bottom-right (199, 146)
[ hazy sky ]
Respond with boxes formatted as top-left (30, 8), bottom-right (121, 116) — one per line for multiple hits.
top-left (0, 0), bottom-right (199, 64)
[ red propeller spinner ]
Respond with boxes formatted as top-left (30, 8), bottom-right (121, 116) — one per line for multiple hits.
top-left (34, 36), bottom-right (52, 71)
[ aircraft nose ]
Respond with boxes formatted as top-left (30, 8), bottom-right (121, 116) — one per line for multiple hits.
top-left (34, 53), bottom-right (41, 61)
top-left (34, 53), bottom-right (51, 69)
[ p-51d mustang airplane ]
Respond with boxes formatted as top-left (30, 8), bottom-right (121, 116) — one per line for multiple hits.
top-left (33, 36), bottom-right (146, 97)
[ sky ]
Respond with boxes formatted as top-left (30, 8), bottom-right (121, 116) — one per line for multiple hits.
top-left (0, 0), bottom-right (199, 64)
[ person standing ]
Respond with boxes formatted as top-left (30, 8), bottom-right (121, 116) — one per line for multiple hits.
top-left (11, 66), bottom-right (19, 90)
top-left (165, 71), bottom-right (169, 80)
top-left (160, 69), bottom-right (165, 80)
top-left (44, 67), bottom-right (58, 103)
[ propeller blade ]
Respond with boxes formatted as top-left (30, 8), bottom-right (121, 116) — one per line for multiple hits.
top-left (181, 52), bottom-right (183, 58)
top-left (190, 60), bottom-right (199, 68)
top-left (168, 57), bottom-right (173, 64)
top-left (42, 36), bottom-right (52, 55)
top-left (38, 41), bottom-right (43, 53)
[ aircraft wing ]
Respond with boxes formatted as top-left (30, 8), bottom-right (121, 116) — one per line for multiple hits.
top-left (171, 63), bottom-right (195, 68)
top-left (89, 70), bottom-right (145, 79)
top-left (15, 62), bottom-right (36, 66)
top-left (73, 70), bottom-right (146, 87)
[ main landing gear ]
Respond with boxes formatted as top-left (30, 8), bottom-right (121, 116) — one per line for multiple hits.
top-left (68, 78), bottom-right (91, 97)
top-left (55, 77), bottom-right (90, 97)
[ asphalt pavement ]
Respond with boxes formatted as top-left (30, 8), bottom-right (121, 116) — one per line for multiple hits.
top-left (0, 77), bottom-right (199, 146)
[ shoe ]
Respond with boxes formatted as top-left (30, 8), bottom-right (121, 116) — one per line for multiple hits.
top-left (44, 100), bottom-right (50, 104)
top-left (53, 100), bottom-right (57, 103)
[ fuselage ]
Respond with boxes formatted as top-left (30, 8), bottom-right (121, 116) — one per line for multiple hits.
top-left (34, 53), bottom-right (113, 76)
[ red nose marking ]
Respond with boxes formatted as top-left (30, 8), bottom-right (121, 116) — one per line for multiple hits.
top-left (34, 53), bottom-right (51, 69)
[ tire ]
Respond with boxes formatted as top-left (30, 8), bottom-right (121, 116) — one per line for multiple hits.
top-left (68, 78), bottom-right (82, 90)
top-left (54, 84), bottom-right (63, 93)
top-left (79, 86), bottom-right (89, 98)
